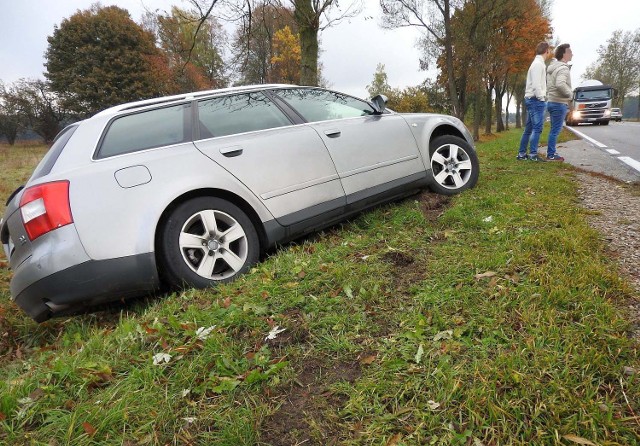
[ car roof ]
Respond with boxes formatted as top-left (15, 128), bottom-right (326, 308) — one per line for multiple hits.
top-left (92, 83), bottom-right (299, 118)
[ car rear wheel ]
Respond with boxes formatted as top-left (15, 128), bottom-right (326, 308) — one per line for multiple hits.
top-left (428, 135), bottom-right (479, 196)
top-left (159, 197), bottom-right (259, 289)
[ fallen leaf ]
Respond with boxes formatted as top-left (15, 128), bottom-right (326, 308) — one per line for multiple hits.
top-left (344, 285), bottom-right (354, 299)
top-left (474, 271), bottom-right (497, 280)
top-left (0, 412), bottom-right (6, 421)
top-left (386, 433), bottom-right (402, 446)
top-left (562, 434), bottom-right (595, 445)
top-left (28, 388), bottom-right (45, 401)
top-left (359, 354), bottom-right (377, 365)
top-left (152, 353), bottom-right (172, 365)
top-left (427, 400), bottom-right (440, 410)
top-left (264, 326), bottom-right (287, 341)
top-left (414, 344), bottom-right (424, 364)
top-left (433, 330), bottom-right (453, 341)
top-left (82, 422), bottom-right (97, 436)
top-left (297, 271), bottom-right (306, 279)
top-left (143, 324), bottom-right (158, 334)
top-left (195, 325), bottom-right (216, 341)
top-left (221, 297), bottom-right (231, 308)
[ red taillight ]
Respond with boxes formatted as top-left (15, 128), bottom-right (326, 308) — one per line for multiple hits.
top-left (19, 181), bottom-right (73, 241)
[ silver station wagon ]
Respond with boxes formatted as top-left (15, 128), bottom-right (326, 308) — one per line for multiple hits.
top-left (1, 85), bottom-right (479, 322)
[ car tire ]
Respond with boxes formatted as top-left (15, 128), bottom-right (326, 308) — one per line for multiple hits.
top-left (427, 135), bottom-right (479, 196)
top-left (602, 120), bottom-right (609, 126)
top-left (158, 197), bottom-right (260, 289)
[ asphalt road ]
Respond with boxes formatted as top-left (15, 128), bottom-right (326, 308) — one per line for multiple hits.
top-left (564, 121), bottom-right (640, 178)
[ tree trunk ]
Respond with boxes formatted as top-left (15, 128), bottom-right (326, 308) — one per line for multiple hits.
top-left (515, 99), bottom-right (522, 128)
top-left (472, 93), bottom-right (482, 141)
top-left (494, 94), bottom-right (504, 132)
top-left (294, 0), bottom-right (319, 86)
top-left (442, 0), bottom-right (463, 119)
top-left (484, 85), bottom-right (493, 135)
top-left (504, 101), bottom-right (510, 130)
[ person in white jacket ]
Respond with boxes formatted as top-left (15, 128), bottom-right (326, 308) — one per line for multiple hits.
top-left (545, 44), bottom-right (573, 161)
top-left (517, 42), bottom-right (554, 161)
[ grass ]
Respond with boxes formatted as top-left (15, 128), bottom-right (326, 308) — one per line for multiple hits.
top-left (0, 128), bottom-right (639, 445)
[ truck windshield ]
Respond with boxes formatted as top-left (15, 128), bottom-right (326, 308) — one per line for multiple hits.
top-left (576, 90), bottom-right (611, 100)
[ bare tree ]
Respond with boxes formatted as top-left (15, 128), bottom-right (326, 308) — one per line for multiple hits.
top-left (182, 0), bottom-right (361, 86)
top-left (289, 0), bottom-right (362, 85)
top-left (379, 0), bottom-right (464, 118)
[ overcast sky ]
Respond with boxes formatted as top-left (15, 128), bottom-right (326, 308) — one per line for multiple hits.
top-left (1, 0), bottom-right (639, 100)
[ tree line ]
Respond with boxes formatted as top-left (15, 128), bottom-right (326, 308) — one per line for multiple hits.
top-left (1, 0), bottom-right (638, 145)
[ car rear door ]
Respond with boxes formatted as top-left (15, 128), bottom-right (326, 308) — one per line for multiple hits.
top-left (273, 88), bottom-right (425, 203)
top-left (192, 91), bottom-right (346, 226)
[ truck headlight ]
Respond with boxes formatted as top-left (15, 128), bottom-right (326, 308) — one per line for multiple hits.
top-left (572, 111), bottom-right (581, 118)
top-left (604, 110), bottom-right (611, 117)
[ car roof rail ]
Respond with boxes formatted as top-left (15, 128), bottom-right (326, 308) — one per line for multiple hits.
top-left (93, 84), bottom-right (296, 117)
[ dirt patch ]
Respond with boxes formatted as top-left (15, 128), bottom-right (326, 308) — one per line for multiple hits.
top-left (259, 357), bottom-right (362, 445)
top-left (415, 190), bottom-right (451, 221)
top-left (264, 309), bottom-right (311, 349)
top-left (381, 251), bottom-right (415, 267)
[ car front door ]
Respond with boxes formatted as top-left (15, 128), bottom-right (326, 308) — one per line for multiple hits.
top-left (273, 88), bottom-right (426, 204)
top-left (192, 92), bottom-right (346, 226)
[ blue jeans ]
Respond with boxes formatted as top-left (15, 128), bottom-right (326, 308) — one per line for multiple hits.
top-left (546, 102), bottom-right (568, 157)
top-left (518, 97), bottom-right (546, 157)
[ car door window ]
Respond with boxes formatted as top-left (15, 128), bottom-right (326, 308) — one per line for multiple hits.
top-left (98, 103), bottom-right (190, 158)
top-left (197, 92), bottom-right (291, 139)
top-left (275, 88), bottom-right (375, 123)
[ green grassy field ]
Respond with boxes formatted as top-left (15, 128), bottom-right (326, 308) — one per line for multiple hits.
top-left (0, 128), bottom-right (639, 445)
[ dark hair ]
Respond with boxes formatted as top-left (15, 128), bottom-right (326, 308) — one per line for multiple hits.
top-left (535, 42), bottom-right (550, 55)
top-left (555, 44), bottom-right (571, 60)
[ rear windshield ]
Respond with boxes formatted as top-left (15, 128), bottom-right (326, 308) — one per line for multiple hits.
top-left (30, 124), bottom-right (79, 181)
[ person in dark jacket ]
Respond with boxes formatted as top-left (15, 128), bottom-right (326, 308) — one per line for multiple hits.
top-left (545, 43), bottom-right (573, 161)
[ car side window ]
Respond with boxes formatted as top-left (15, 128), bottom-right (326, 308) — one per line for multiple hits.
top-left (275, 88), bottom-right (375, 123)
top-left (197, 92), bottom-right (291, 139)
top-left (98, 103), bottom-right (190, 158)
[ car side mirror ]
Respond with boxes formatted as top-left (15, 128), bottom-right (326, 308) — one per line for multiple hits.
top-left (370, 94), bottom-right (388, 114)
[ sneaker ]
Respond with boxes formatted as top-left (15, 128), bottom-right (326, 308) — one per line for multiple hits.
top-left (529, 155), bottom-right (546, 162)
top-left (516, 154), bottom-right (528, 160)
top-left (546, 154), bottom-right (564, 161)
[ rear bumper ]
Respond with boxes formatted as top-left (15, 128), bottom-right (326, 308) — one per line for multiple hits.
top-left (14, 253), bottom-right (160, 322)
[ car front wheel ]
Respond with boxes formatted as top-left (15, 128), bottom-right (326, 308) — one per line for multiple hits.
top-left (428, 135), bottom-right (479, 196)
top-left (159, 197), bottom-right (259, 289)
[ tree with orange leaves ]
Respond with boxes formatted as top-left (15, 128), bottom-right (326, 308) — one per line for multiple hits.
top-left (270, 26), bottom-right (302, 84)
top-left (441, 0), bottom-right (550, 138)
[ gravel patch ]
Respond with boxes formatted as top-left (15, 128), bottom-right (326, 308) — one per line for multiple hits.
top-left (576, 171), bottom-right (640, 337)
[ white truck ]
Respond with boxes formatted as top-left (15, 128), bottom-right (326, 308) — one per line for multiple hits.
top-left (566, 80), bottom-right (614, 126)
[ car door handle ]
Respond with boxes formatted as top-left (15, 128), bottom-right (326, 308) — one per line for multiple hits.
top-left (220, 146), bottom-right (243, 157)
top-left (324, 129), bottom-right (341, 138)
